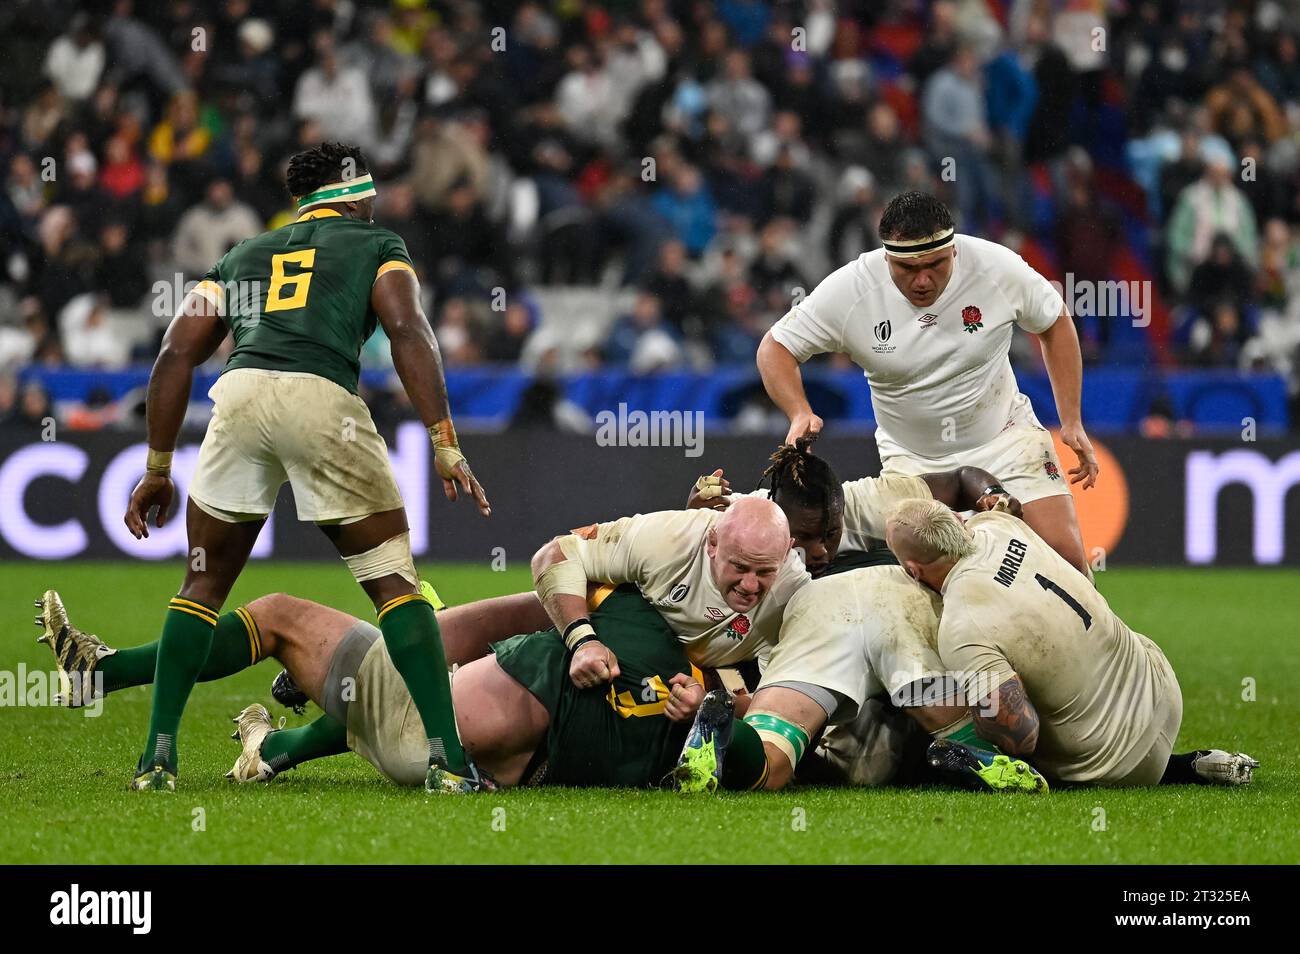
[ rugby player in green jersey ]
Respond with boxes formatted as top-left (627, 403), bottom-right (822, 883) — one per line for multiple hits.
top-left (35, 586), bottom-right (707, 791)
top-left (120, 142), bottom-right (492, 794)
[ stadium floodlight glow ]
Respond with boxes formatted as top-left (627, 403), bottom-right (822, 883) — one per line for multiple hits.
top-left (1185, 449), bottom-right (1300, 564)
top-left (387, 421), bottom-right (430, 555)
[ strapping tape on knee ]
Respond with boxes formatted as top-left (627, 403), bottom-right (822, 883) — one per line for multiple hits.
top-left (342, 531), bottom-right (418, 587)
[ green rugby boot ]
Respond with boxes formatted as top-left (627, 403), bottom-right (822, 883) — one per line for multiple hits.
top-left (927, 739), bottom-right (1049, 793)
top-left (130, 762), bottom-right (177, 793)
top-left (426, 759), bottom-right (496, 794)
top-left (419, 579), bottom-right (446, 611)
top-left (671, 689), bottom-right (734, 795)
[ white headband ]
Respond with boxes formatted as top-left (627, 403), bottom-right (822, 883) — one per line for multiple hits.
top-left (882, 228), bottom-right (956, 258)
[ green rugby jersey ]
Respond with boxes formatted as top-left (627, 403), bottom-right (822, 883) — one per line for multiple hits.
top-left (194, 209), bottom-right (414, 394)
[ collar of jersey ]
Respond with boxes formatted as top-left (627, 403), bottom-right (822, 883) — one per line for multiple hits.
top-left (296, 209), bottom-right (343, 221)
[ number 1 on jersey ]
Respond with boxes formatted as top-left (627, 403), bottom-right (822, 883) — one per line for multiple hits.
top-left (266, 249), bottom-right (316, 312)
top-left (1034, 573), bottom-right (1092, 629)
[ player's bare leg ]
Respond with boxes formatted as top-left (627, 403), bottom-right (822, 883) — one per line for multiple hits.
top-left (1019, 494), bottom-right (1091, 579)
top-left (132, 500), bottom-right (265, 790)
top-left (259, 591), bottom-right (550, 785)
top-left (234, 594), bottom-right (548, 785)
top-left (270, 590), bottom-right (551, 709)
top-left (439, 593), bottom-right (550, 665)
top-left (319, 508), bottom-right (416, 607)
top-left (241, 594), bottom-right (345, 700)
top-left (179, 502), bottom-right (267, 607)
top-left (323, 517), bottom-right (550, 657)
top-left (320, 507), bottom-right (487, 790)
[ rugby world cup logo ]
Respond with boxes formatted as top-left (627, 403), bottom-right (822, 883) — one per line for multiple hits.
top-left (872, 318), bottom-right (896, 354)
top-left (962, 305), bottom-right (983, 333)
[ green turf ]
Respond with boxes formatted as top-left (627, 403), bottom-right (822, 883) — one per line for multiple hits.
top-left (1, 561), bottom-right (1296, 864)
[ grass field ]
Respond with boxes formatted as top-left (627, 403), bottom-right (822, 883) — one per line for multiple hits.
top-left (1, 561), bottom-right (1296, 865)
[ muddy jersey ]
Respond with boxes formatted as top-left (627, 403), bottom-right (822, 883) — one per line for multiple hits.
top-left (559, 509), bottom-right (811, 667)
top-left (939, 511), bottom-right (1176, 783)
top-left (744, 473), bottom-right (933, 553)
top-left (758, 564), bottom-right (944, 722)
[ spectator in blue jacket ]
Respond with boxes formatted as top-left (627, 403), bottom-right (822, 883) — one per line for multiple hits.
top-left (985, 44), bottom-right (1037, 227)
top-left (652, 164), bottom-right (718, 257)
top-left (604, 291), bottom-right (685, 372)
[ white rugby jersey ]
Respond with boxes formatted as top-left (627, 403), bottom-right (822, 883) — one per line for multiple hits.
top-left (758, 565), bottom-right (944, 722)
top-left (769, 235), bottom-right (1064, 458)
top-left (938, 511), bottom-right (1175, 784)
top-left (559, 509), bottom-right (810, 668)
top-left (841, 472), bottom-right (932, 551)
top-left (745, 472), bottom-right (932, 553)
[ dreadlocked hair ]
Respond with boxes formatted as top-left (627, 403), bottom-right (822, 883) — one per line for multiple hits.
top-left (757, 439), bottom-right (844, 534)
top-left (285, 142), bottom-right (369, 200)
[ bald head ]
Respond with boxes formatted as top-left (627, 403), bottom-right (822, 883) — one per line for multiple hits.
top-left (715, 495), bottom-right (791, 555)
top-left (707, 496), bottom-right (793, 613)
top-left (885, 498), bottom-right (974, 593)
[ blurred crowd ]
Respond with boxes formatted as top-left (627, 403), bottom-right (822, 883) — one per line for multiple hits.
top-left (2, 0), bottom-right (1300, 431)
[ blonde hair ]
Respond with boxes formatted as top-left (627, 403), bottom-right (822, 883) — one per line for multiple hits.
top-left (888, 498), bottom-right (975, 562)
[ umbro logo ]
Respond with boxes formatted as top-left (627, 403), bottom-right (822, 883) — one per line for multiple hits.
top-left (705, 606), bottom-right (726, 621)
top-left (917, 313), bottom-right (939, 328)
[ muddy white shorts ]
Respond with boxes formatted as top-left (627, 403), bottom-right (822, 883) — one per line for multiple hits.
top-left (876, 400), bottom-right (1070, 505)
top-left (188, 368), bottom-right (404, 523)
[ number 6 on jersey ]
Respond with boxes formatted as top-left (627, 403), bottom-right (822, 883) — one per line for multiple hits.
top-left (266, 249), bottom-right (316, 312)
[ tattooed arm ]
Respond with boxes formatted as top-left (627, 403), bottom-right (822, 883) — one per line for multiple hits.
top-left (973, 675), bottom-right (1040, 756)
